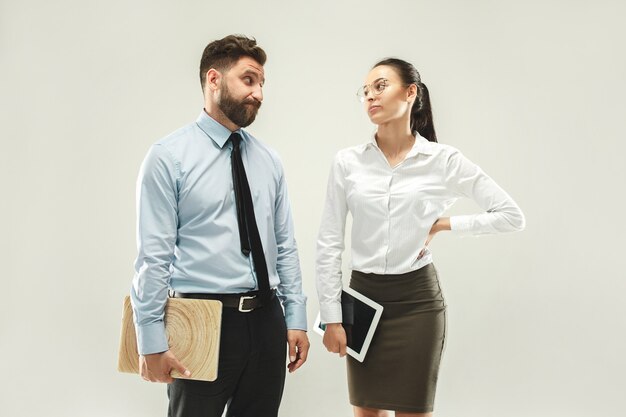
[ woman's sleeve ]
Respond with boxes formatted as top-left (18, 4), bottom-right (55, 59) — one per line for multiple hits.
top-left (444, 148), bottom-right (526, 235)
top-left (316, 154), bottom-right (349, 324)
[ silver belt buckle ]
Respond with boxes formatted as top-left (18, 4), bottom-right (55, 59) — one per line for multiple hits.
top-left (238, 295), bottom-right (256, 312)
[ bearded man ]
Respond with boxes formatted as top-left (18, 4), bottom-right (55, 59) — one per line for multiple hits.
top-left (130, 34), bottom-right (309, 417)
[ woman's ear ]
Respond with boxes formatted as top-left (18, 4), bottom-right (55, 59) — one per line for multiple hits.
top-left (406, 83), bottom-right (418, 102)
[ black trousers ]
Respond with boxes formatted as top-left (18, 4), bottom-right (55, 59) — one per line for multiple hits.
top-left (167, 297), bottom-right (287, 417)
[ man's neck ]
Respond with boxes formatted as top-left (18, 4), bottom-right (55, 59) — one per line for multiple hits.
top-left (203, 106), bottom-right (239, 132)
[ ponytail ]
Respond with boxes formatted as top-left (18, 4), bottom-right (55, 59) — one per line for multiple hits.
top-left (411, 82), bottom-right (437, 142)
top-left (373, 58), bottom-right (438, 143)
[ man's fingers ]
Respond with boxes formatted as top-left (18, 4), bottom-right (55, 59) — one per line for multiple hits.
top-left (171, 357), bottom-right (191, 378)
top-left (298, 341), bottom-right (310, 364)
top-left (288, 341), bottom-right (310, 373)
top-left (139, 351), bottom-right (186, 383)
top-left (288, 340), bottom-right (297, 363)
top-left (149, 365), bottom-right (171, 383)
top-left (288, 358), bottom-right (304, 373)
top-left (161, 372), bottom-right (174, 384)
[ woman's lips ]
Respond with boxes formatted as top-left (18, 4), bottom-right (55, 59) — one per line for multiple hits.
top-left (369, 105), bottom-right (381, 114)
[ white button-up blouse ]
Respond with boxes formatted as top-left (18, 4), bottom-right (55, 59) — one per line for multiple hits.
top-left (316, 133), bottom-right (525, 323)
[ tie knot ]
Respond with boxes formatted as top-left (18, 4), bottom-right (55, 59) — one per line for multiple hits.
top-left (230, 132), bottom-right (242, 149)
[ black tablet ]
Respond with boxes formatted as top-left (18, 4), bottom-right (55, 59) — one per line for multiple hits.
top-left (314, 287), bottom-right (384, 362)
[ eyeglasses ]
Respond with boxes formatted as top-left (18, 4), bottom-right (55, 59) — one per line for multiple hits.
top-left (356, 78), bottom-right (389, 103)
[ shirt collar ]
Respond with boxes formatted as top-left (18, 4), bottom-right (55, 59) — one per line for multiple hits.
top-left (368, 131), bottom-right (434, 157)
top-left (195, 110), bottom-right (244, 149)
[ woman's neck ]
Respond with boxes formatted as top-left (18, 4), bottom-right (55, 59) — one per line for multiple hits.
top-left (375, 120), bottom-right (415, 158)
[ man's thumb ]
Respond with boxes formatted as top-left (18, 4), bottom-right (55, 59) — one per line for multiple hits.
top-left (289, 343), bottom-right (297, 362)
top-left (171, 356), bottom-right (191, 377)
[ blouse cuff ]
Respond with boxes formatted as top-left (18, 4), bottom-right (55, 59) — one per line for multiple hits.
top-left (320, 301), bottom-right (343, 324)
top-left (450, 215), bottom-right (474, 235)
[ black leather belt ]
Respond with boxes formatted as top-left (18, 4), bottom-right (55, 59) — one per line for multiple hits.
top-left (169, 289), bottom-right (276, 313)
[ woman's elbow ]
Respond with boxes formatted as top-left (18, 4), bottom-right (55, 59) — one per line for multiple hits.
top-left (510, 210), bottom-right (526, 232)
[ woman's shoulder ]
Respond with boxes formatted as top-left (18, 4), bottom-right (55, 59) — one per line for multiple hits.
top-left (331, 142), bottom-right (370, 164)
top-left (416, 138), bottom-right (469, 165)
top-left (337, 142), bottom-right (369, 155)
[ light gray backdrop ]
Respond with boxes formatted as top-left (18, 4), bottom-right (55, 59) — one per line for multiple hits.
top-left (1, 1), bottom-right (625, 416)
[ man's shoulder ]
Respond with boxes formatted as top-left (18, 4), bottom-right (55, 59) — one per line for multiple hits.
top-left (148, 121), bottom-right (209, 167)
top-left (242, 131), bottom-right (283, 166)
top-left (155, 122), bottom-right (198, 148)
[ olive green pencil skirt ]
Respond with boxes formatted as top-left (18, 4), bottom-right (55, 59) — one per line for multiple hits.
top-left (347, 263), bottom-right (447, 413)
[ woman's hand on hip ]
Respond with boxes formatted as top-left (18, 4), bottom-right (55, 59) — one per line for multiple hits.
top-left (419, 217), bottom-right (451, 259)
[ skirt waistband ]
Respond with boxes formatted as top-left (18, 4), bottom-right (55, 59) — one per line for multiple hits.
top-left (352, 262), bottom-right (436, 280)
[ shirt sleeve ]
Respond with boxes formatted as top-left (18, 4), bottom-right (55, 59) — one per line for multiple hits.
top-left (130, 144), bottom-right (178, 355)
top-left (444, 148), bottom-right (526, 235)
top-left (273, 158), bottom-right (308, 331)
top-left (316, 154), bottom-right (349, 324)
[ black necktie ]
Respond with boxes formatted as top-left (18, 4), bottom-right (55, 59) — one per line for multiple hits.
top-left (230, 132), bottom-right (271, 301)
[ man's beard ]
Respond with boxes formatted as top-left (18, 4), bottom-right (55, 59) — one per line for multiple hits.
top-left (217, 82), bottom-right (261, 128)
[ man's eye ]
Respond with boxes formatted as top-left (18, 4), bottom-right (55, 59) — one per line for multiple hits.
top-left (243, 77), bottom-right (252, 84)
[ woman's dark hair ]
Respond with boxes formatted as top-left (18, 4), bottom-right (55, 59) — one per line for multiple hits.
top-left (199, 34), bottom-right (267, 92)
top-left (373, 58), bottom-right (437, 142)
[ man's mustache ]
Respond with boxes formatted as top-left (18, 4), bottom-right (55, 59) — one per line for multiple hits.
top-left (244, 98), bottom-right (262, 109)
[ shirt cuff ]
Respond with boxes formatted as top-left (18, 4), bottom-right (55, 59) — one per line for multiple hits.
top-left (136, 321), bottom-right (169, 355)
top-left (450, 215), bottom-right (474, 235)
top-left (284, 303), bottom-right (308, 331)
top-left (320, 301), bottom-right (343, 324)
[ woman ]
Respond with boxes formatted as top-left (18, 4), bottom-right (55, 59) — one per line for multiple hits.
top-left (316, 58), bottom-right (525, 417)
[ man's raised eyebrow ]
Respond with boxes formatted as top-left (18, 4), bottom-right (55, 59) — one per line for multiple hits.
top-left (243, 68), bottom-right (266, 84)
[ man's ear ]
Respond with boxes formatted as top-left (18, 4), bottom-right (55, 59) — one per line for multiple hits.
top-left (205, 68), bottom-right (221, 92)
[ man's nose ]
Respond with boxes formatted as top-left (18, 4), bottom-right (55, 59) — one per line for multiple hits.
top-left (251, 85), bottom-right (263, 102)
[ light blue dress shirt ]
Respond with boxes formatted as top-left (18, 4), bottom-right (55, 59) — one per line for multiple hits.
top-left (131, 111), bottom-right (307, 355)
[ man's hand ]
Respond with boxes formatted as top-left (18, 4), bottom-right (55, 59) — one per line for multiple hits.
top-left (322, 323), bottom-right (347, 357)
top-left (139, 350), bottom-right (191, 383)
top-left (287, 330), bottom-right (310, 373)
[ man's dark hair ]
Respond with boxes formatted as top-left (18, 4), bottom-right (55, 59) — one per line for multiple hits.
top-left (199, 35), bottom-right (267, 92)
